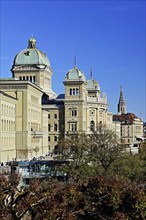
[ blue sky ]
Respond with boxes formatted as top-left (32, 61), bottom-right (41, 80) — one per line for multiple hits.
top-left (0, 0), bottom-right (145, 121)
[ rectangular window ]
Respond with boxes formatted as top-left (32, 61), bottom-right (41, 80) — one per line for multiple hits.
top-left (54, 136), bottom-right (57, 141)
top-left (70, 88), bottom-right (72, 95)
top-left (71, 110), bottom-right (77, 116)
top-left (71, 123), bottom-right (77, 131)
top-left (69, 88), bottom-right (79, 96)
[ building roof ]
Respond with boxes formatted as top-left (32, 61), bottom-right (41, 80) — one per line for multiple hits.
top-left (42, 93), bottom-right (64, 105)
top-left (65, 67), bottom-right (86, 81)
top-left (86, 79), bottom-right (100, 91)
top-left (113, 113), bottom-right (140, 124)
top-left (13, 37), bottom-right (50, 67)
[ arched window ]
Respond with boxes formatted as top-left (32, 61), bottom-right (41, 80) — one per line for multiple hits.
top-left (90, 121), bottom-right (95, 131)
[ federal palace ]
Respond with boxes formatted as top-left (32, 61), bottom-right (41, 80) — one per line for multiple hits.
top-left (0, 37), bottom-right (143, 162)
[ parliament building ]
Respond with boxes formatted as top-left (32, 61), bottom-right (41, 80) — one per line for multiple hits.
top-left (0, 37), bottom-right (143, 162)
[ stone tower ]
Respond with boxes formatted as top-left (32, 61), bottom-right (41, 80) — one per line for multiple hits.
top-left (118, 85), bottom-right (126, 114)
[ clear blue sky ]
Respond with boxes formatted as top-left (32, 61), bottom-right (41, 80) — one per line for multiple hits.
top-left (0, 0), bottom-right (145, 121)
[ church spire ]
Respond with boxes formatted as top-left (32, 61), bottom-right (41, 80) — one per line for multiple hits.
top-left (118, 85), bottom-right (126, 114)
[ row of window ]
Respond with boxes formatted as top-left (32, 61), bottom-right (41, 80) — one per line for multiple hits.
top-left (48, 124), bottom-right (58, 131)
top-left (48, 113), bottom-right (57, 119)
top-left (48, 136), bottom-right (58, 142)
top-left (19, 75), bottom-right (36, 83)
top-left (1, 104), bottom-right (15, 116)
top-left (1, 120), bottom-right (15, 131)
top-left (70, 88), bottom-right (79, 96)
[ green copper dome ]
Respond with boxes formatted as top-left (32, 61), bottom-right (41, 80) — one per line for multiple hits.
top-left (86, 79), bottom-right (100, 91)
top-left (13, 37), bottom-right (51, 67)
top-left (66, 67), bottom-right (86, 81)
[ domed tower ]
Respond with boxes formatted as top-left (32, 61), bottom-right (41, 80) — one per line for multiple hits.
top-left (63, 61), bottom-right (87, 133)
top-left (11, 37), bottom-right (56, 98)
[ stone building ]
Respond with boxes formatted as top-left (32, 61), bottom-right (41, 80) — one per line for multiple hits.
top-left (0, 91), bottom-right (17, 162)
top-left (113, 87), bottom-right (143, 146)
top-left (0, 79), bottom-right (48, 161)
top-left (0, 37), bottom-right (122, 161)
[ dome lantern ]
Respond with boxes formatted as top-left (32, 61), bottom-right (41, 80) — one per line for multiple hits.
top-left (28, 36), bottom-right (36, 49)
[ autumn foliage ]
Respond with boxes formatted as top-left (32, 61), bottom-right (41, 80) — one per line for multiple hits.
top-left (0, 174), bottom-right (145, 220)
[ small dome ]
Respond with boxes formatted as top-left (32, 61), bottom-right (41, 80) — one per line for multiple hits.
top-left (86, 79), bottom-right (100, 91)
top-left (13, 37), bottom-right (51, 67)
top-left (66, 68), bottom-right (86, 81)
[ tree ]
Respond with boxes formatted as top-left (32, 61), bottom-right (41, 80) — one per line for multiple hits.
top-left (87, 125), bottom-right (123, 174)
top-left (0, 174), bottom-right (145, 220)
top-left (58, 125), bottom-right (123, 178)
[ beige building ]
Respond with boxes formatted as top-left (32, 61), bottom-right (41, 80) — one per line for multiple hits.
top-left (4, 37), bottom-right (141, 161)
top-left (0, 79), bottom-right (48, 162)
top-left (0, 91), bottom-right (17, 162)
top-left (42, 65), bottom-right (114, 151)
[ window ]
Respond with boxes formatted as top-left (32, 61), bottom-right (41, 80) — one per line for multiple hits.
top-left (73, 88), bottom-right (75, 95)
top-left (90, 121), bottom-right (95, 131)
top-left (71, 123), bottom-right (77, 131)
top-left (69, 88), bottom-right (79, 96)
top-left (70, 88), bottom-right (72, 95)
top-left (54, 124), bottom-right (58, 131)
top-left (48, 136), bottom-right (50, 142)
top-left (54, 136), bottom-right (57, 141)
top-left (71, 110), bottom-right (77, 116)
top-left (54, 114), bottom-right (57, 119)
top-left (48, 124), bottom-right (51, 131)
top-left (48, 114), bottom-right (50, 119)
top-left (76, 88), bottom-right (79, 96)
